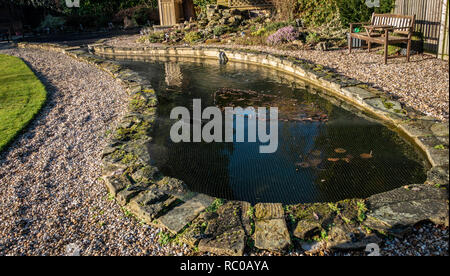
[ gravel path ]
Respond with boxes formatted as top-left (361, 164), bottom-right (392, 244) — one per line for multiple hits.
top-left (106, 35), bottom-right (449, 121)
top-left (0, 48), bottom-right (188, 256)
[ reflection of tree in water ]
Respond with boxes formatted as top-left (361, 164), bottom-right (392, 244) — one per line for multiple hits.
top-left (164, 63), bottom-right (184, 87)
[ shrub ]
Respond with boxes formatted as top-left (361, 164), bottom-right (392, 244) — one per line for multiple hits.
top-left (184, 31), bottom-right (203, 43)
top-left (36, 15), bottom-right (65, 32)
top-left (273, 0), bottom-right (298, 21)
top-left (213, 25), bottom-right (232, 36)
top-left (305, 32), bottom-right (320, 44)
top-left (138, 32), bottom-right (164, 43)
top-left (337, 0), bottom-right (395, 26)
top-left (264, 21), bottom-right (295, 32)
top-left (297, 0), bottom-right (339, 27)
top-left (266, 25), bottom-right (299, 45)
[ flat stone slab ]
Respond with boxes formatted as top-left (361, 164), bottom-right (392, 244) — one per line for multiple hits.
top-left (426, 166), bottom-right (449, 186)
top-left (326, 222), bottom-right (382, 250)
top-left (431, 122), bottom-right (449, 137)
top-left (293, 220), bottom-right (321, 239)
top-left (127, 190), bottom-right (177, 224)
top-left (198, 201), bottom-right (246, 256)
top-left (398, 119), bottom-right (435, 138)
top-left (364, 98), bottom-right (406, 122)
top-left (340, 86), bottom-right (377, 104)
top-left (254, 218), bottom-right (292, 251)
top-left (158, 193), bottom-right (215, 233)
top-left (417, 136), bottom-right (449, 167)
top-left (103, 175), bottom-right (130, 196)
top-left (364, 184), bottom-right (449, 237)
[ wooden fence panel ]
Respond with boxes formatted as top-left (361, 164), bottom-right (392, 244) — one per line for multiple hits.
top-left (394, 0), bottom-right (447, 55)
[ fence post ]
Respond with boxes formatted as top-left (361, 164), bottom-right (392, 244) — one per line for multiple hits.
top-left (438, 0), bottom-right (449, 60)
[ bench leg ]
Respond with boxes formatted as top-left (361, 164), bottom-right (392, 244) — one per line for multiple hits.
top-left (384, 30), bottom-right (389, 65)
top-left (348, 36), bottom-right (352, 53)
top-left (368, 42), bottom-right (371, 52)
top-left (406, 39), bottom-right (411, 62)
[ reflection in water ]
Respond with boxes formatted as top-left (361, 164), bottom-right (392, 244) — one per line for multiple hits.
top-left (116, 58), bottom-right (427, 204)
top-left (164, 63), bottom-right (184, 87)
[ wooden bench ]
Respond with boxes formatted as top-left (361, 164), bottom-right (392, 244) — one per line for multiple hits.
top-left (348, 13), bottom-right (416, 64)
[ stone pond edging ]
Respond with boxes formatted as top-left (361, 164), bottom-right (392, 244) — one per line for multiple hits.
top-left (17, 42), bottom-right (449, 255)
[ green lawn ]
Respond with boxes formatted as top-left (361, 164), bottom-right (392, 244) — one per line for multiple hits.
top-left (0, 54), bottom-right (47, 152)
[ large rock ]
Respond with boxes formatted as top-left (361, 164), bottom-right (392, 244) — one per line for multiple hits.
top-left (364, 184), bottom-right (449, 237)
top-left (198, 201), bottom-right (247, 256)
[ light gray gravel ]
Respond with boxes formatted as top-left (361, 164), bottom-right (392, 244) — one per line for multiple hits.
top-left (0, 48), bottom-right (188, 256)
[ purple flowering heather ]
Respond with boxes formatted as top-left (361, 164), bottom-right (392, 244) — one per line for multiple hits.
top-left (266, 26), bottom-right (299, 45)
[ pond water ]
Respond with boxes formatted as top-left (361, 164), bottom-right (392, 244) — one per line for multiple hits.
top-left (117, 58), bottom-right (427, 204)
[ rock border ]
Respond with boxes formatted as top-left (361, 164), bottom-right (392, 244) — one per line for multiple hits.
top-left (17, 42), bottom-right (449, 255)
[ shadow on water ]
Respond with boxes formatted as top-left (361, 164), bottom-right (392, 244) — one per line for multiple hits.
top-left (116, 58), bottom-right (427, 204)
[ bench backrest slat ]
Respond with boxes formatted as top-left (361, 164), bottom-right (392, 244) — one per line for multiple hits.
top-left (371, 13), bottom-right (415, 34)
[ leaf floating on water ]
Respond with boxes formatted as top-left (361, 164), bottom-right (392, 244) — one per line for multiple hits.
top-left (334, 148), bottom-right (347, 154)
top-left (341, 157), bottom-right (351, 163)
top-left (327, 158), bottom-right (340, 162)
top-left (311, 150), bottom-right (322, 156)
top-left (360, 150), bottom-right (373, 159)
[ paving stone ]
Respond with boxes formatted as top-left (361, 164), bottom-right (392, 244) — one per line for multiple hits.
top-left (340, 86), bottom-right (377, 104)
top-left (127, 190), bottom-right (177, 224)
top-left (426, 166), bottom-right (449, 186)
top-left (293, 220), bottom-right (321, 239)
top-left (198, 201), bottom-right (246, 256)
top-left (364, 184), bottom-right (449, 237)
top-left (240, 201), bottom-right (253, 236)
top-left (103, 175), bottom-right (130, 196)
top-left (326, 223), bottom-right (382, 250)
top-left (431, 122), bottom-right (449, 137)
top-left (159, 193), bottom-right (215, 233)
top-left (418, 135), bottom-right (449, 167)
top-left (364, 98), bottom-right (407, 121)
top-left (155, 176), bottom-right (189, 199)
top-left (116, 188), bottom-right (142, 206)
top-left (254, 203), bottom-right (284, 220)
top-left (254, 218), bottom-right (292, 251)
top-left (398, 119), bottom-right (435, 138)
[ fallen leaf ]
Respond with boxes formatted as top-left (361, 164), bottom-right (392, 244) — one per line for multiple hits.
top-left (334, 148), bottom-right (347, 154)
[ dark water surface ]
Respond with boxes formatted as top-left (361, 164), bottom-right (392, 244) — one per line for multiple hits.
top-left (118, 58), bottom-right (427, 204)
